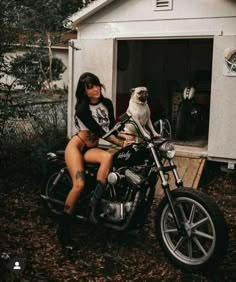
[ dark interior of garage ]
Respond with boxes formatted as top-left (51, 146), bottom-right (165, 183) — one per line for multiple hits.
top-left (116, 38), bottom-right (213, 146)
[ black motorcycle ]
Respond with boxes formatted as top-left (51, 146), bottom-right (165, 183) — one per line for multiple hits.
top-left (41, 113), bottom-right (228, 272)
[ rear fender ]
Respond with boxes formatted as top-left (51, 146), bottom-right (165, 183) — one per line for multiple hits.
top-left (46, 152), bottom-right (65, 173)
top-left (46, 151), bottom-right (63, 160)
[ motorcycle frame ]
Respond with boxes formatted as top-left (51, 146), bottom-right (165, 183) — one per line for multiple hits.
top-left (125, 118), bottom-right (184, 231)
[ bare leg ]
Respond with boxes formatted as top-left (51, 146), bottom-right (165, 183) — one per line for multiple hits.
top-left (84, 147), bottom-right (113, 183)
top-left (56, 137), bottom-right (85, 248)
top-left (84, 147), bottom-right (113, 223)
top-left (64, 138), bottom-right (85, 215)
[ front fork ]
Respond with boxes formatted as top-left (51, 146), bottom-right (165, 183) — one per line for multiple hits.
top-left (149, 145), bottom-right (183, 231)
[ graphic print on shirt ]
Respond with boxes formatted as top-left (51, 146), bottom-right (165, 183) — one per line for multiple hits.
top-left (92, 107), bottom-right (109, 132)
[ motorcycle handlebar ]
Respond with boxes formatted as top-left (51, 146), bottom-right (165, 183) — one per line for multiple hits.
top-left (102, 113), bottom-right (131, 139)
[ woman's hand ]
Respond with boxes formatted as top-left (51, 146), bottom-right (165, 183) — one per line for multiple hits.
top-left (106, 134), bottom-right (134, 148)
top-left (123, 139), bottom-right (133, 147)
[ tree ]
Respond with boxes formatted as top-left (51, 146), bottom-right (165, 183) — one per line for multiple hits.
top-left (0, 0), bottom-right (84, 93)
top-left (0, 0), bottom-right (84, 33)
top-left (10, 50), bottom-right (66, 91)
top-left (0, 0), bottom-right (84, 139)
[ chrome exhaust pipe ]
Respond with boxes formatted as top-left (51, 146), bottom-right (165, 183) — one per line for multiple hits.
top-left (40, 194), bottom-right (64, 206)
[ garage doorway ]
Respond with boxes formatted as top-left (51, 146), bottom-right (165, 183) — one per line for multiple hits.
top-left (116, 38), bottom-right (213, 148)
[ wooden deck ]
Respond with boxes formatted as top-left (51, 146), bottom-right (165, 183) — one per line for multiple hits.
top-left (173, 144), bottom-right (207, 187)
top-left (168, 156), bottom-right (206, 188)
top-left (156, 144), bottom-right (207, 197)
top-left (174, 144), bottom-right (208, 159)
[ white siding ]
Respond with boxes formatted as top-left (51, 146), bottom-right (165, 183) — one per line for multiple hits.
top-left (208, 36), bottom-right (236, 162)
top-left (69, 0), bottom-right (236, 162)
top-left (76, 0), bottom-right (236, 39)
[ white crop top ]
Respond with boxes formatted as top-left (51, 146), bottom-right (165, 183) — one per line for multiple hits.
top-left (75, 102), bottom-right (110, 133)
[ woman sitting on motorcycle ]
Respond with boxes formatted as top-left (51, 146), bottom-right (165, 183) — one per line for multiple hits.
top-left (57, 72), bottom-right (128, 249)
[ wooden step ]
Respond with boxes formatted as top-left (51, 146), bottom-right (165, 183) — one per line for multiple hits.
top-left (174, 144), bottom-right (208, 158)
top-left (156, 156), bottom-right (206, 198)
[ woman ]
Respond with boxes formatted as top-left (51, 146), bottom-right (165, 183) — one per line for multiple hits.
top-left (57, 72), bottom-right (127, 249)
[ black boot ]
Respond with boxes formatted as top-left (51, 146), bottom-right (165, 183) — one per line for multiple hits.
top-left (89, 181), bottom-right (105, 224)
top-left (56, 212), bottom-right (75, 250)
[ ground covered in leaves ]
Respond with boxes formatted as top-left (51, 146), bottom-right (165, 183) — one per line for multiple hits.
top-left (0, 161), bottom-right (236, 281)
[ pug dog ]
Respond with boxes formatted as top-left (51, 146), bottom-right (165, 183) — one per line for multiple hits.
top-left (123, 86), bottom-right (160, 142)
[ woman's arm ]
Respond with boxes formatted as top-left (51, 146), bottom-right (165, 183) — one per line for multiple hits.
top-left (104, 98), bottom-right (116, 129)
top-left (77, 102), bottom-right (107, 138)
top-left (77, 99), bottom-right (128, 147)
top-left (106, 134), bottom-right (125, 147)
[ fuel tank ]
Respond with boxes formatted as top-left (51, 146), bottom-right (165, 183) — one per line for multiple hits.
top-left (112, 143), bottom-right (149, 167)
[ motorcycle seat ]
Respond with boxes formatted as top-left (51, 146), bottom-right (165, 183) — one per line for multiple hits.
top-left (84, 163), bottom-right (99, 170)
top-left (55, 150), bottom-right (65, 156)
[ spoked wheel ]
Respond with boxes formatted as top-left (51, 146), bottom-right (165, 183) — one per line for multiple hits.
top-left (155, 188), bottom-right (228, 272)
top-left (41, 169), bottom-right (72, 216)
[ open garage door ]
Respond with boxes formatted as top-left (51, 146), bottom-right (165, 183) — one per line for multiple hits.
top-left (116, 38), bottom-right (213, 152)
top-left (67, 39), bottom-right (116, 138)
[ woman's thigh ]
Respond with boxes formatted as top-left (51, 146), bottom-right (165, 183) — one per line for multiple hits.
top-left (65, 138), bottom-right (85, 182)
top-left (84, 147), bottom-right (112, 164)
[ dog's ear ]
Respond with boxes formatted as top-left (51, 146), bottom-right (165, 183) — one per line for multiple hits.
top-left (130, 88), bottom-right (135, 95)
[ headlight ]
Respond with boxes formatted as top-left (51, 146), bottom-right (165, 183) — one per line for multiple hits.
top-left (159, 141), bottom-right (175, 159)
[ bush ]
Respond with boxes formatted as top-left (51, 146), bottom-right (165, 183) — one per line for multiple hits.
top-left (0, 98), bottom-right (68, 181)
top-left (10, 49), bottom-right (66, 91)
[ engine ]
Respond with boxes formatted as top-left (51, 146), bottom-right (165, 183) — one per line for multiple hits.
top-left (100, 199), bottom-right (133, 223)
top-left (101, 166), bottom-right (146, 223)
top-left (107, 167), bottom-right (145, 186)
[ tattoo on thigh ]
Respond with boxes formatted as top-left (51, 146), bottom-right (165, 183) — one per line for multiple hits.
top-left (75, 170), bottom-right (85, 180)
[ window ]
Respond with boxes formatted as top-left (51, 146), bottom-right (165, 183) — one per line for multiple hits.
top-left (154, 0), bottom-right (173, 11)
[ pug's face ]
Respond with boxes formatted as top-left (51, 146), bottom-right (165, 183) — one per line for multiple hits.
top-left (130, 87), bottom-right (149, 104)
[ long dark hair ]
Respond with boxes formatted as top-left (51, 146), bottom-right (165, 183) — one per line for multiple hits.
top-left (74, 72), bottom-right (110, 124)
top-left (75, 72), bottom-right (105, 104)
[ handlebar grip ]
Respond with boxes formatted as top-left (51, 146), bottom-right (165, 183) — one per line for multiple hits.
top-left (102, 131), bottom-right (112, 140)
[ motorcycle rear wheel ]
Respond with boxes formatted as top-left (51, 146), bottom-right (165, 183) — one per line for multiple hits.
top-left (41, 169), bottom-right (72, 216)
top-left (155, 188), bottom-right (228, 272)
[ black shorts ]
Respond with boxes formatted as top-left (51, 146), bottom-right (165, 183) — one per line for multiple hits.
top-left (81, 144), bottom-right (90, 155)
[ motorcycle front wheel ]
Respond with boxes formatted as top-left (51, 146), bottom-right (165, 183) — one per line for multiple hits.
top-left (155, 188), bottom-right (228, 272)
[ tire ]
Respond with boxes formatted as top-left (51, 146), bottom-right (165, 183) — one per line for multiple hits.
top-left (41, 168), bottom-right (72, 217)
top-left (175, 102), bottom-right (188, 139)
top-left (175, 101), bottom-right (198, 140)
top-left (155, 188), bottom-right (228, 272)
